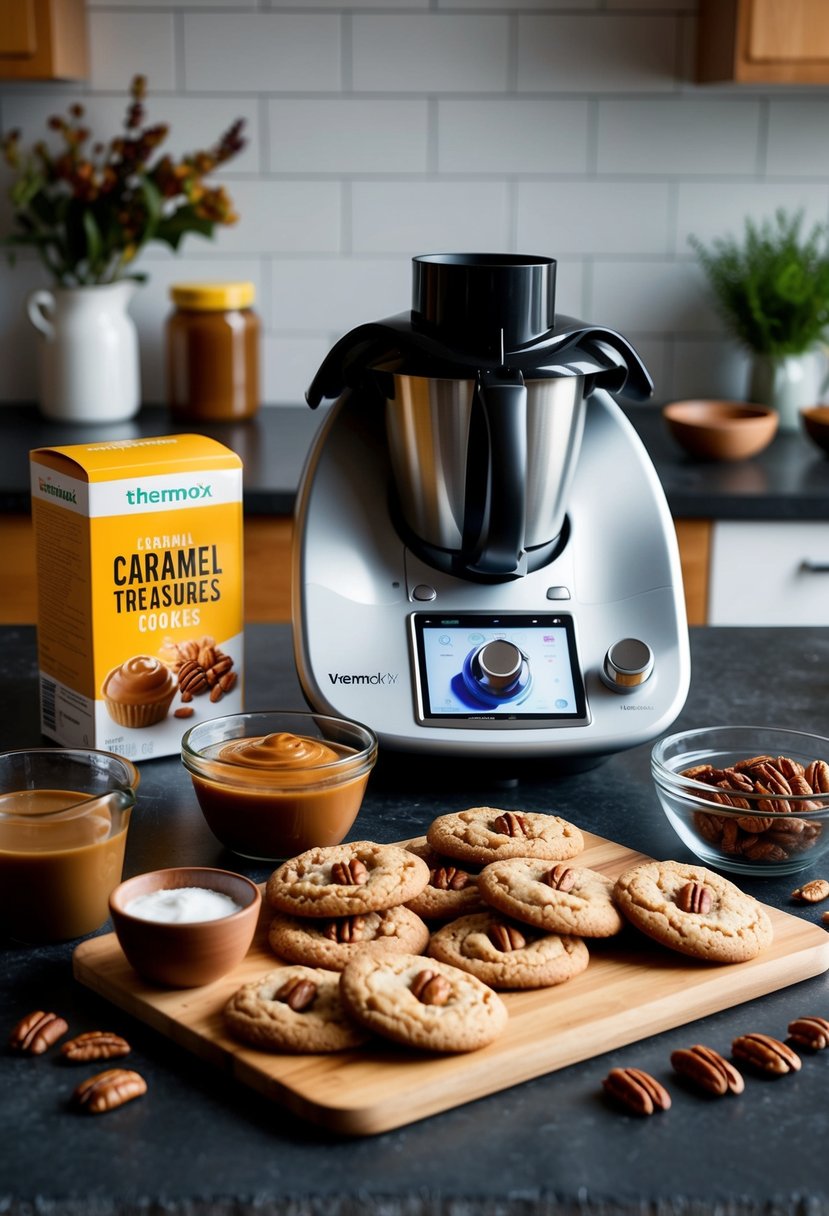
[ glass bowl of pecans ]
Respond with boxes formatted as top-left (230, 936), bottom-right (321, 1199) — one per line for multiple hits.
top-left (651, 726), bottom-right (829, 876)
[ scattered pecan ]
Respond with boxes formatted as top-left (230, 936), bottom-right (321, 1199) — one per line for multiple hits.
top-left (178, 659), bottom-right (209, 697)
top-left (323, 915), bottom-right (366, 944)
top-left (61, 1031), bottom-right (131, 1062)
top-left (488, 922), bottom-right (526, 952)
top-left (544, 865), bottom-right (577, 892)
top-left (676, 882), bottom-right (713, 915)
top-left (431, 865), bottom-right (469, 891)
top-left (173, 706), bottom-right (194, 719)
top-left (787, 1016), bottom-right (829, 1050)
top-left (492, 811), bottom-right (529, 837)
top-left (410, 969), bottom-right (451, 1006)
top-left (9, 1010), bottom-right (68, 1055)
top-left (275, 976), bottom-right (317, 1012)
top-left (791, 878), bottom-right (829, 903)
top-left (670, 1044), bottom-right (744, 1095)
top-left (331, 858), bottom-right (369, 886)
top-left (72, 1068), bottom-right (147, 1114)
top-left (602, 1067), bottom-right (671, 1116)
top-left (731, 1032), bottom-right (801, 1075)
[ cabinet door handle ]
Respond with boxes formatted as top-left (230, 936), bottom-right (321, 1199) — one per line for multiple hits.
top-left (800, 559), bottom-right (829, 573)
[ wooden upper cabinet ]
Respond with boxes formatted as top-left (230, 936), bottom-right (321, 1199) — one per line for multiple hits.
top-left (0, 0), bottom-right (88, 81)
top-left (697, 0), bottom-right (829, 84)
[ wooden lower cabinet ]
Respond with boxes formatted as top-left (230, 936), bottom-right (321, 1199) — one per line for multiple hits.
top-left (1, 513), bottom-right (711, 627)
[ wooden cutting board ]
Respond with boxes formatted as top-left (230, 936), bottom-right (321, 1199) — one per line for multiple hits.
top-left (73, 832), bottom-right (829, 1136)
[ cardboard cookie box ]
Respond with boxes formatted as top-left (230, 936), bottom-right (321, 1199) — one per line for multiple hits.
top-left (30, 434), bottom-right (244, 761)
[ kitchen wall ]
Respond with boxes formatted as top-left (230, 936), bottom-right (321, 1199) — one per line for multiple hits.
top-left (2, 0), bottom-right (829, 407)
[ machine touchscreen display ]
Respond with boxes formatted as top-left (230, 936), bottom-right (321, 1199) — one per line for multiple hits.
top-left (410, 613), bottom-right (588, 727)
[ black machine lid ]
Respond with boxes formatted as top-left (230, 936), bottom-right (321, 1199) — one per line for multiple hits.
top-left (306, 253), bottom-right (653, 406)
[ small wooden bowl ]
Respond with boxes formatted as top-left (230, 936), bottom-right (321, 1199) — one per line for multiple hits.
top-left (109, 867), bottom-right (261, 988)
top-left (662, 400), bottom-right (778, 461)
top-left (800, 405), bottom-right (829, 455)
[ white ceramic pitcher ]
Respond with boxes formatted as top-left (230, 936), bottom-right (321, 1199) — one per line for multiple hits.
top-left (26, 281), bottom-right (141, 423)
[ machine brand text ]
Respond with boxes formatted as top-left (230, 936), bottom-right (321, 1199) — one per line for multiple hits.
top-left (328, 672), bottom-right (399, 685)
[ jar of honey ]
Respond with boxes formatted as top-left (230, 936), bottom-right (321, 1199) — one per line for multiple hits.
top-left (166, 282), bottom-right (260, 421)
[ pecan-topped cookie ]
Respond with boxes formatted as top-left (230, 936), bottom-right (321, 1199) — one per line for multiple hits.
top-left (427, 911), bottom-right (590, 990)
top-left (478, 859), bottom-right (624, 938)
top-left (339, 952), bottom-right (508, 1053)
top-left (613, 860), bottom-right (773, 963)
top-left (404, 838), bottom-right (486, 921)
top-left (223, 965), bottom-right (369, 1053)
top-left (266, 841), bottom-right (430, 919)
top-left (426, 807), bottom-right (584, 866)
top-left (267, 906), bottom-right (430, 970)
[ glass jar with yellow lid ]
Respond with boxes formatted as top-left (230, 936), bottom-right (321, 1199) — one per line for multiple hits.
top-left (166, 281), bottom-right (260, 421)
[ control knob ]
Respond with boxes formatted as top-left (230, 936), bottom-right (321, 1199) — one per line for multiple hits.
top-left (602, 638), bottom-right (654, 692)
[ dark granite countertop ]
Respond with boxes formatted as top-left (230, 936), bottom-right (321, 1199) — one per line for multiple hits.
top-left (2, 401), bottom-right (829, 520)
top-left (2, 623), bottom-right (829, 1216)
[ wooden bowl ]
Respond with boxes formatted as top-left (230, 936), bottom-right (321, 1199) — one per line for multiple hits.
top-left (800, 405), bottom-right (829, 455)
top-left (662, 400), bottom-right (778, 461)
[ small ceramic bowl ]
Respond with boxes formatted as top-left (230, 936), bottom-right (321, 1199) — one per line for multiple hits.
top-left (181, 710), bottom-right (378, 861)
top-left (651, 725), bottom-right (829, 876)
top-left (109, 866), bottom-right (261, 987)
top-left (800, 405), bottom-right (829, 455)
top-left (662, 400), bottom-right (778, 461)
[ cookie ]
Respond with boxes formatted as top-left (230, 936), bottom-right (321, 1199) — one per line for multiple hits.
top-left (478, 859), bottom-right (624, 938)
top-left (426, 807), bottom-right (584, 866)
top-left (223, 965), bottom-right (369, 1053)
top-left (267, 906), bottom-right (430, 970)
top-left (339, 952), bottom-right (508, 1053)
top-left (427, 911), bottom-right (590, 990)
top-left (613, 860), bottom-right (774, 963)
top-left (404, 838), bottom-right (486, 922)
top-left (266, 841), bottom-right (430, 919)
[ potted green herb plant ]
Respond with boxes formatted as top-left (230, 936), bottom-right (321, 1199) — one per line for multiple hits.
top-left (1, 75), bottom-right (245, 423)
top-left (689, 208), bottom-right (829, 430)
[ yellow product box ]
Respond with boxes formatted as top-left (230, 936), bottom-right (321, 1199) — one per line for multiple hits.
top-left (30, 434), bottom-right (244, 761)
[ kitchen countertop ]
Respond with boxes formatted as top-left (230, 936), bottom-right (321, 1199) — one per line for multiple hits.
top-left (2, 401), bottom-right (828, 519)
top-left (2, 623), bottom-right (829, 1216)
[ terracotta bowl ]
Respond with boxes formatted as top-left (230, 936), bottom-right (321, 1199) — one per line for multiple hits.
top-left (662, 400), bottom-right (778, 461)
top-left (800, 405), bottom-right (829, 455)
top-left (109, 867), bottom-right (261, 988)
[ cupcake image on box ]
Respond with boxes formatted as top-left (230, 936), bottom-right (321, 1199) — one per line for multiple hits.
top-left (103, 656), bottom-right (177, 728)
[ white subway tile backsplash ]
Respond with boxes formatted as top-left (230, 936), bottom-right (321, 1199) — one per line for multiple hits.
top-left (438, 100), bottom-right (590, 175)
top-left (517, 181), bottom-right (671, 256)
top-left (183, 13), bottom-right (341, 93)
top-left (268, 100), bottom-right (428, 174)
top-left (352, 14), bottom-right (510, 93)
top-left (87, 11), bottom-right (176, 91)
top-left (517, 15), bottom-right (678, 93)
top-left (351, 181), bottom-right (510, 254)
top-left (597, 100), bottom-right (762, 177)
top-left (0, 0), bottom-right (827, 411)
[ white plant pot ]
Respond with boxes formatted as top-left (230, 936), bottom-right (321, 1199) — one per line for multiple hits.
top-left (747, 348), bottom-right (826, 432)
top-left (27, 281), bottom-right (141, 424)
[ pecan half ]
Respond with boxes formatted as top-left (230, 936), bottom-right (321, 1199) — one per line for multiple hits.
top-left (431, 865), bottom-right (469, 891)
top-left (410, 969), bottom-right (451, 1006)
top-left (9, 1010), bottom-right (68, 1055)
top-left (670, 1044), bottom-right (744, 1095)
top-left (602, 1067), bottom-right (671, 1116)
top-left (275, 976), bottom-right (317, 1011)
top-left (544, 865), bottom-right (577, 892)
top-left (787, 1016), bottom-right (829, 1050)
top-left (732, 1032), bottom-right (801, 1075)
top-left (72, 1068), bottom-right (147, 1114)
top-left (61, 1031), bottom-right (131, 1062)
top-left (488, 922), bottom-right (526, 952)
top-left (676, 881), bottom-right (713, 915)
top-left (323, 915), bottom-right (366, 943)
top-left (331, 858), bottom-right (369, 886)
top-left (805, 760), bottom-right (829, 793)
top-left (178, 659), bottom-right (209, 697)
top-left (492, 810), bottom-right (529, 837)
top-left (791, 878), bottom-right (829, 903)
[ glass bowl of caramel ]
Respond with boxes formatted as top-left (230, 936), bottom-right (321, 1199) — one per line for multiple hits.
top-left (181, 710), bottom-right (378, 861)
top-left (651, 726), bottom-right (829, 876)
